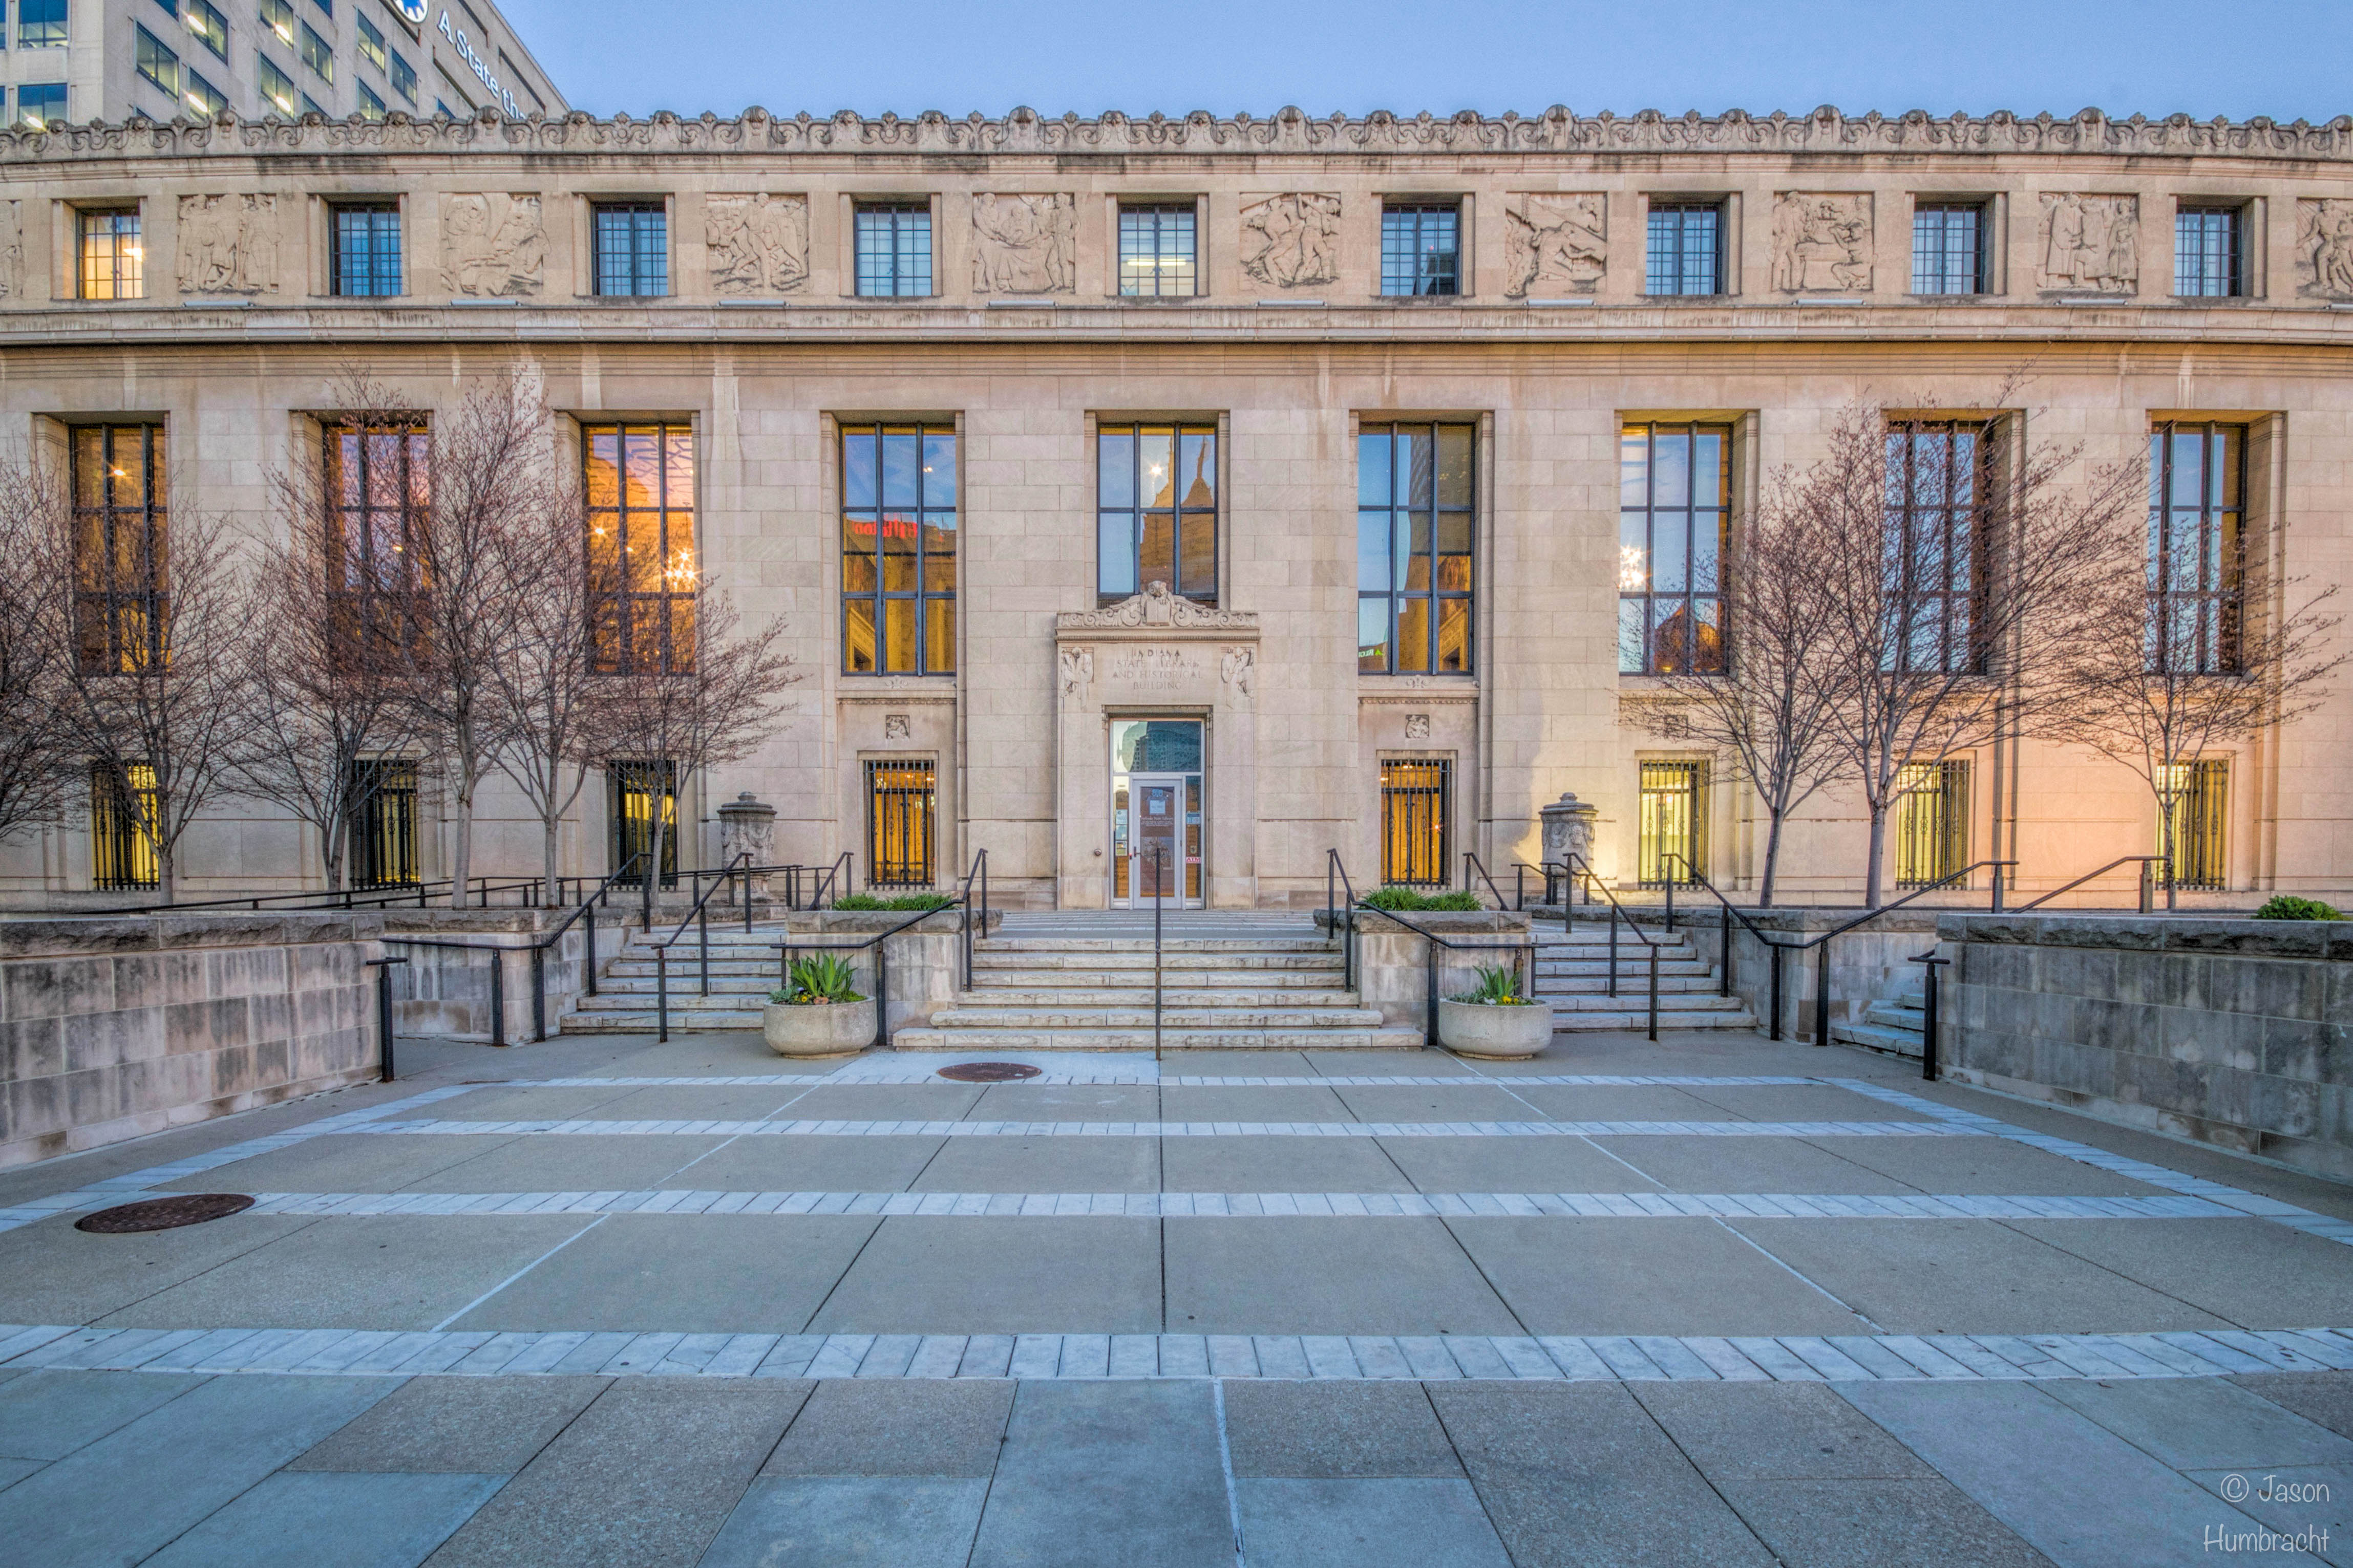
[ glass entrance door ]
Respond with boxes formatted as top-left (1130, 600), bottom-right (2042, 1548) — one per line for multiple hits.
top-left (1130, 774), bottom-right (1185, 906)
top-left (1110, 718), bottom-right (1203, 908)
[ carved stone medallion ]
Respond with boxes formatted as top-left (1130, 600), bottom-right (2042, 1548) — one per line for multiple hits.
top-left (970, 194), bottom-right (1077, 294)
top-left (1404, 713), bottom-right (1431, 740)
top-left (883, 713), bottom-right (910, 739)
top-left (441, 192), bottom-right (544, 297)
top-left (1504, 194), bottom-right (1606, 296)
top-left (1240, 194), bottom-right (1341, 289)
top-left (708, 194), bottom-right (808, 294)
top-left (177, 194), bottom-right (278, 295)
top-left (1770, 192), bottom-right (1872, 292)
top-left (2038, 194), bottom-right (2138, 292)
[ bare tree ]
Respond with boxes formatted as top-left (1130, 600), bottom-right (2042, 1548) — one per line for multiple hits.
top-left (2054, 542), bottom-right (2342, 907)
top-left (22, 429), bottom-right (253, 904)
top-left (1803, 401), bottom-right (2144, 907)
top-left (229, 399), bottom-right (428, 891)
top-left (1621, 473), bottom-right (1848, 906)
top-left (0, 457), bottom-right (76, 849)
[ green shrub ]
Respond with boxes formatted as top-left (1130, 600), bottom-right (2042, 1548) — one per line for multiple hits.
top-left (1450, 962), bottom-right (1536, 1006)
top-left (2253, 895), bottom-right (2344, 922)
top-left (832, 892), bottom-right (954, 912)
top-left (771, 952), bottom-right (865, 1005)
top-left (1362, 886), bottom-right (1483, 912)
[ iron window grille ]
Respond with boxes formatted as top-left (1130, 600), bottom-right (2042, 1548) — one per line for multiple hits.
top-left (1357, 421), bottom-right (1474, 675)
top-left (2158, 759), bottom-right (2228, 891)
top-left (1912, 202), bottom-right (1988, 294)
top-left (184, 0), bottom-right (227, 56)
top-left (136, 26), bottom-right (181, 101)
top-left (323, 420), bottom-right (428, 659)
top-left (1381, 202), bottom-right (1460, 296)
top-left (256, 52), bottom-right (295, 115)
top-left (18, 85), bottom-right (70, 130)
top-left (592, 202), bottom-right (668, 297)
top-left (347, 759), bottom-right (418, 888)
top-left (1380, 759), bottom-right (1451, 888)
top-left (77, 208), bottom-right (142, 300)
top-left (2175, 206), bottom-right (2244, 297)
top-left (608, 760), bottom-right (678, 889)
top-left (584, 423), bottom-right (697, 675)
top-left (90, 762), bottom-right (160, 890)
top-left (2147, 422), bottom-right (2245, 675)
top-left (1118, 204), bottom-right (1197, 297)
top-left (855, 203), bottom-right (933, 297)
top-left (1618, 422), bottom-right (1731, 675)
top-left (1638, 761), bottom-right (1708, 888)
top-left (840, 423), bottom-right (956, 675)
top-left (867, 760), bottom-right (937, 886)
top-left (1884, 420), bottom-right (1991, 674)
top-left (71, 424), bottom-right (168, 673)
top-left (18, 0), bottom-right (68, 47)
top-left (297, 18), bottom-right (330, 79)
top-left (1646, 201), bottom-right (1723, 295)
top-left (183, 71), bottom-right (227, 117)
top-left (330, 203), bottom-right (400, 295)
top-left (1098, 423), bottom-right (1216, 605)
top-left (1894, 760), bottom-right (1971, 888)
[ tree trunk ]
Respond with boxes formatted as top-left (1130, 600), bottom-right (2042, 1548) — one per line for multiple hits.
top-left (448, 764), bottom-right (476, 910)
top-left (542, 808), bottom-right (561, 910)
top-left (1863, 801), bottom-right (1888, 909)
top-left (1758, 807), bottom-right (1787, 909)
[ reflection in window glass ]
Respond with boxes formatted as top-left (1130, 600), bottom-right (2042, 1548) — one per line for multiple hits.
top-left (1380, 203), bottom-right (1459, 296)
top-left (1618, 423), bottom-right (1730, 675)
top-left (1357, 422), bottom-right (1474, 675)
top-left (1097, 423), bottom-right (1215, 605)
top-left (840, 423), bottom-right (956, 674)
top-left (1118, 204), bottom-right (1196, 297)
top-left (2146, 422), bottom-right (2244, 675)
top-left (70, 424), bottom-right (168, 673)
top-left (1884, 422), bottom-right (1986, 674)
top-left (592, 202), bottom-right (667, 297)
top-left (1646, 202), bottom-right (1721, 295)
top-left (584, 423), bottom-right (697, 675)
top-left (19, 0), bottom-right (70, 48)
top-left (78, 208), bottom-right (143, 300)
top-left (1912, 202), bottom-right (1986, 294)
top-left (855, 203), bottom-right (931, 297)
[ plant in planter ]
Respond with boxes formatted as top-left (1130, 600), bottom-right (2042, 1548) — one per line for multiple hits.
top-left (1437, 961), bottom-right (1554, 1059)
top-left (762, 952), bottom-right (877, 1057)
top-left (2254, 895), bottom-right (2343, 921)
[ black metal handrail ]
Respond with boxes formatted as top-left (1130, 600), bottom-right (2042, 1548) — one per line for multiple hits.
top-left (957, 849), bottom-right (989, 990)
top-left (2012, 855), bottom-right (2170, 914)
top-left (1462, 852), bottom-right (1509, 910)
top-left (110, 873), bottom-right (551, 916)
top-left (766, 898), bottom-right (969, 1053)
top-left (1326, 850), bottom-right (1548, 1049)
top-left (1558, 853), bottom-right (1666, 1041)
top-left (1152, 844), bottom-right (1167, 1053)
top-left (649, 853), bottom-right (759, 1016)
top-left (1909, 949), bottom-right (1952, 1082)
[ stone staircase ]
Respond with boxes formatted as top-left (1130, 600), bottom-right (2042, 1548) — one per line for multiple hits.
top-left (1531, 919), bottom-right (1758, 1032)
top-left (892, 932), bottom-right (1424, 1052)
top-left (560, 925), bottom-right (788, 1033)
top-left (1830, 977), bottom-right (1928, 1058)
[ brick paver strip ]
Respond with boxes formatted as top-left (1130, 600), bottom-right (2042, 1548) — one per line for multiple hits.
top-left (350, 1116), bottom-right (1980, 1139)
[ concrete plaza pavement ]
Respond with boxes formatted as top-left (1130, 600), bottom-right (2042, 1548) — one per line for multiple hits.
top-left (1, 1024), bottom-right (2350, 1565)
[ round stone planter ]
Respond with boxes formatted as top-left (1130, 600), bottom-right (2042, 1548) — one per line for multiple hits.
top-left (762, 998), bottom-right (877, 1057)
top-left (1437, 998), bottom-right (1555, 1059)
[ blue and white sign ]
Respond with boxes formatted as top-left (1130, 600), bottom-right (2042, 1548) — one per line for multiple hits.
top-left (389, 0), bottom-right (427, 23)
top-left (437, 8), bottom-right (524, 117)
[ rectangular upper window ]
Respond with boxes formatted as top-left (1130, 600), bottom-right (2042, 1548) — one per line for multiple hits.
top-left (389, 52), bottom-right (415, 104)
top-left (183, 69), bottom-right (226, 117)
top-left (323, 420), bottom-right (428, 656)
top-left (1098, 423), bottom-right (1216, 605)
top-left (584, 423), bottom-right (697, 675)
top-left (1646, 201), bottom-right (1723, 295)
top-left (1912, 201), bottom-right (1988, 294)
top-left (854, 203), bottom-right (932, 297)
top-left (298, 18), bottom-right (329, 79)
top-left (71, 424), bottom-right (168, 673)
top-left (19, 0), bottom-right (68, 48)
top-left (1885, 420), bottom-right (1989, 674)
top-left (1118, 203), bottom-right (1196, 297)
top-left (256, 52), bottom-right (295, 115)
top-left (1358, 421), bottom-right (1474, 675)
top-left (136, 25), bottom-right (181, 101)
top-left (1618, 422), bottom-right (1731, 675)
top-left (2176, 205), bottom-right (2245, 297)
top-left (841, 423), bottom-right (956, 675)
top-left (331, 203), bottom-right (400, 295)
top-left (591, 202), bottom-right (667, 297)
top-left (357, 80), bottom-right (384, 119)
top-left (1381, 202), bottom-right (1460, 296)
top-left (259, 0), bottom-right (291, 46)
top-left (78, 208), bottom-right (142, 300)
top-left (18, 85), bottom-right (69, 130)
top-left (356, 11), bottom-right (384, 70)
top-left (2147, 422), bottom-right (2245, 674)
top-left (184, 0), bottom-right (227, 57)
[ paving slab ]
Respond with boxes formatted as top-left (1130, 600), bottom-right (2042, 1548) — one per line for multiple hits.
top-left (805, 1216), bottom-right (1161, 1334)
top-left (290, 1374), bottom-right (612, 1474)
top-left (1447, 1218), bottom-right (1871, 1337)
top-left (970, 1083), bottom-right (1163, 1120)
top-left (1223, 1381), bottom-right (1461, 1477)
top-left (0, 1455), bottom-right (40, 1490)
top-left (591, 1085), bottom-right (836, 1121)
top-left (967, 1380), bottom-right (1233, 1568)
top-left (1163, 1217), bottom-right (1522, 1336)
top-left (1726, 1218), bottom-right (2236, 1335)
top-left (96, 1215), bottom-right (598, 1331)
top-left (0, 1373), bottom-right (396, 1568)
top-left (2232, 1373), bottom-right (2353, 1440)
top-left (144, 1469), bottom-right (507, 1568)
top-left (1374, 1135), bottom-right (1665, 1193)
top-left (776, 1084), bottom-right (986, 1121)
top-left (1678, 1084), bottom-right (1939, 1123)
top-left (394, 1136), bottom-right (730, 1194)
top-left (0, 1213), bottom-right (314, 1326)
top-left (0, 1368), bottom-right (201, 1461)
top-left (763, 1378), bottom-right (1013, 1475)
top-left (1838, 1380), bottom-right (2277, 1568)
top-left (908, 1135), bottom-right (1159, 1194)
top-left (1507, 1084), bottom-right (1754, 1122)
top-left (1160, 1135), bottom-right (1417, 1194)
top-left (2040, 1377), bottom-right (2353, 1470)
top-left (421, 1378), bottom-right (804, 1568)
top-left (1330, 1084), bottom-right (1551, 1123)
top-left (1159, 1049), bottom-right (1317, 1077)
top-left (156, 1133), bottom-right (520, 1195)
top-left (1236, 1476), bottom-right (1514, 1568)
top-left (1159, 1085), bottom-right (1355, 1121)
top-left (2008, 1219), bottom-right (2353, 1327)
top-left (596, 1036), bottom-right (823, 1077)
top-left (450, 1215), bottom-right (880, 1335)
top-left (1711, 1477), bottom-right (2059, 1568)
top-left (385, 1086), bottom-right (642, 1123)
top-left (1588, 1134), bottom-right (1927, 1195)
top-left (1426, 1381), bottom-right (1777, 1567)
top-left (1303, 1050), bottom-right (1454, 1077)
top-left (698, 1476), bottom-right (990, 1568)
top-left (648, 1135), bottom-right (945, 1193)
top-left (1804, 1136), bottom-right (2168, 1197)
top-left (1629, 1381), bottom-right (1937, 1481)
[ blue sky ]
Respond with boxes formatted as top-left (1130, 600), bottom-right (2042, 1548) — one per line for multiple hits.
top-left (507, 0), bottom-right (2350, 123)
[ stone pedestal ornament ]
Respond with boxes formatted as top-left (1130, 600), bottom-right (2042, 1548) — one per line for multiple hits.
top-left (717, 792), bottom-right (777, 897)
top-left (1539, 792), bottom-right (1599, 876)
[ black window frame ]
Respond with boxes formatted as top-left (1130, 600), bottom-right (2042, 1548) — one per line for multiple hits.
top-left (591, 201), bottom-right (668, 298)
top-left (1646, 200), bottom-right (1724, 296)
top-left (90, 761), bottom-right (160, 891)
top-left (2159, 758), bottom-right (2229, 891)
top-left (1380, 201), bottom-right (1461, 297)
top-left (355, 10), bottom-right (384, 70)
top-left (1884, 419), bottom-right (1992, 676)
top-left (839, 422), bottom-right (956, 676)
top-left (70, 423), bottom-right (168, 674)
top-left (1117, 202), bottom-right (1197, 298)
top-left (584, 421), bottom-right (698, 677)
top-left (330, 201), bottom-right (401, 296)
top-left (854, 202), bottom-right (933, 298)
top-left (135, 24), bottom-right (181, 101)
top-left (1618, 421), bottom-right (1732, 676)
top-left (182, 70), bottom-right (226, 118)
top-left (18, 0), bottom-right (69, 48)
top-left (1911, 200), bottom-right (1989, 295)
top-left (2175, 204), bottom-right (2246, 298)
top-left (184, 0), bottom-right (228, 56)
top-left (388, 51), bottom-right (415, 104)
top-left (1356, 421), bottom-right (1475, 677)
top-left (256, 51), bottom-right (295, 115)
top-left (296, 16), bottom-right (330, 80)
top-left (2147, 421), bottom-right (2245, 676)
top-left (18, 84), bottom-right (70, 129)
top-left (1096, 421), bottom-right (1217, 606)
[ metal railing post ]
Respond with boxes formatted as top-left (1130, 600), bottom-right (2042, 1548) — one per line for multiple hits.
top-left (698, 902), bottom-right (710, 997)
top-left (1607, 903), bottom-right (1619, 997)
top-left (1768, 942), bottom-right (1784, 1041)
top-left (1647, 942), bottom-right (1659, 1042)
top-left (365, 956), bottom-right (407, 1082)
top-left (873, 933), bottom-right (888, 1051)
top-left (531, 945), bottom-right (545, 1043)
top-left (1919, 954), bottom-right (1948, 1082)
top-left (2139, 861), bottom-right (2154, 915)
top-left (1664, 873), bottom-right (1674, 933)
top-left (1719, 901), bottom-right (1731, 997)
top-left (1814, 936), bottom-right (1831, 1046)
top-left (1426, 935), bottom-right (1439, 1049)
top-left (1153, 844), bottom-right (1165, 1054)
top-left (584, 903), bottom-right (598, 997)
top-left (489, 948), bottom-right (506, 1048)
top-left (1990, 862), bottom-right (2005, 912)
top-left (655, 946), bottom-right (668, 1044)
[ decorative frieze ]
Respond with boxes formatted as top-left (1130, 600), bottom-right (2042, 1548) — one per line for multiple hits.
top-left (441, 192), bottom-right (543, 297)
top-left (969, 194), bottom-right (1077, 294)
top-left (0, 200), bottom-right (20, 297)
top-left (1240, 195), bottom-right (1341, 289)
top-left (1503, 194), bottom-right (1606, 297)
top-left (1057, 581), bottom-right (1258, 633)
top-left (177, 192), bottom-right (277, 294)
top-left (1770, 192), bottom-right (1872, 292)
top-left (2038, 193), bottom-right (2139, 292)
top-left (2297, 199), bottom-right (2353, 297)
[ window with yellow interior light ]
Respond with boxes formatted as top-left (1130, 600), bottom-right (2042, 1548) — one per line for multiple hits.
top-left (583, 423), bottom-right (697, 675)
top-left (71, 424), bottom-right (167, 674)
top-left (1618, 422), bottom-right (1729, 675)
top-left (1380, 759), bottom-right (1451, 887)
top-left (1098, 422), bottom-right (1215, 605)
top-left (91, 762), bottom-right (160, 891)
top-left (324, 419), bottom-right (428, 658)
top-left (840, 423), bottom-right (956, 675)
top-left (77, 208), bottom-right (142, 300)
top-left (867, 760), bottom-right (936, 886)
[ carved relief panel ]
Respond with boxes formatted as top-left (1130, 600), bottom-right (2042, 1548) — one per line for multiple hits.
top-left (177, 194), bottom-right (278, 295)
top-left (1240, 194), bottom-right (1341, 289)
top-left (969, 194), bottom-right (1077, 293)
top-left (440, 193), bottom-right (544, 297)
top-left (2037, 194), bottom-right (2139, 292)
top-left (1503, 194), bottom-right (1606, 296)
top-left (2298, 200), bottom-right (2353, 298)
top-left (707, 194), bottom-right (809, 294)
top-left (0, 201), bottom-right (21, 299)
top-left (1770, 192), bottom-right (1872, 292)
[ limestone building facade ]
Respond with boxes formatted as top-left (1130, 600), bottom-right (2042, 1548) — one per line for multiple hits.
top-left (0, 105), bottom-right (2348, 910)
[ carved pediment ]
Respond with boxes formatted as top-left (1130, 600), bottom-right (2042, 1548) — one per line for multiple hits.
top-left (1056, 581), bottom-right (1259, 634)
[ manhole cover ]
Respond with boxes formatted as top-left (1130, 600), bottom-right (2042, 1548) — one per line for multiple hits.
top-left (936, 1062), bottom-right (1042, 1083)
top-left (75, 1194), bottom-right (255, 1234)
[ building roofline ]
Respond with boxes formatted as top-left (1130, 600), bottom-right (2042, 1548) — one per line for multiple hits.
top-left (6, 103), bottom-right (2353, 164)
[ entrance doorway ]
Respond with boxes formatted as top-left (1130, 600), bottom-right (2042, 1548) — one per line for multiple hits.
top-left (1111, 718), bottom-right (1203, 908)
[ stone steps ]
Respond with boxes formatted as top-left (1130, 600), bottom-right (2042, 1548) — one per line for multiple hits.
top-left (891, 1024), bottom-right (1429, 1052)
top-left (927, 1004), bottom-right (1390, 1029)
top-left (1833, 992), bottom-right (1927, 1058)
top-left (1527, 929), bottom-right (1758, 1033)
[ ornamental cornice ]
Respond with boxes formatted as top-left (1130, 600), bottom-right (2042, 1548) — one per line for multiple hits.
top-left (1056, 582), bottom-right (1260, 637)
top-left (7, 104), bottom-right (2353, 164)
